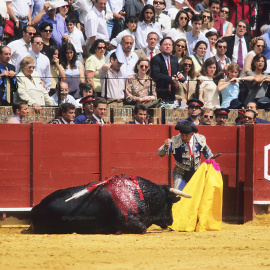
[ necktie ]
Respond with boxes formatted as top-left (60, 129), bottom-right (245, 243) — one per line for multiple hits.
top-left (167, 57), bottom-right (171, 92)
top-left (156, 15), bottom-right (160, 22)
top-left (237, 39), bottom-right (243, 70)
top-left (26, 44), bottom-right (30, 51)
top-left (5, 67), bottom-right (11, 104)
top-left (150, 51), bottom-right (153, 61)
top-left (188, 142), bottom-right (193, 159)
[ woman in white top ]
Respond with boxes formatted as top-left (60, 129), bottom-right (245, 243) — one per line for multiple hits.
top-left (243, 37), bottom-right (266, 75)
top-left (166, 10), bottom-right (189, 42)
top-left (109, 16), bottom-right (137, 51)
top-left (199, 58), bottom-right (220, 108)
top-left (219, 6), bottom-right (233, 37)
top-left (206, 31), bottom-right (218, 57)
top-left (135, 5), bottom-right (163, 49)
top-left (200, 9), bottom-right (217, 35)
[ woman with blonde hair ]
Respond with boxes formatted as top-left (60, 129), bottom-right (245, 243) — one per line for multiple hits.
top-left (243, 37), bottom-right (266, 75)
top-left (125, 57), bottom-right (158, 108)
top-left (217, 63), bottom-right (240, 108)
top-left (14, 56), bottom-right (54, 112)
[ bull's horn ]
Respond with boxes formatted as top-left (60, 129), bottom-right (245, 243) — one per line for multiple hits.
top-left (169, 188), bottom-right (192, 198)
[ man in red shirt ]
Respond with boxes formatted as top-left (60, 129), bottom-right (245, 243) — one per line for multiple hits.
top-left (209, 0), bottom-right (223, 37)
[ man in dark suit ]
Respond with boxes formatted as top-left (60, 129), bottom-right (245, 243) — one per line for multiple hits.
top-left (223, 20), bottom-right (252, 70)
top-left (126, 104), bottom-right (148, 124)
top-left (150, 37), bottom-right (185, 102)
top-left (83, 97), bottom-right (107, 124)
top-left (0, 46), bottom-right (17, 106)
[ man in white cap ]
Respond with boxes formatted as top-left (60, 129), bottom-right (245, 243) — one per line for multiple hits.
top-left (99, 52), bottom-right (125, 107)
top-left (32, 0), bottom-right (69, 48)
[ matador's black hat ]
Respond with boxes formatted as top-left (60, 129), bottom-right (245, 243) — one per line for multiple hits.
top-left (175, 121), bottom-right (198, 134)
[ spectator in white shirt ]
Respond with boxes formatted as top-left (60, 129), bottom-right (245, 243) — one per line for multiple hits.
top-left (135, 4), bottom-right (163, 50)
top-left (84, 0), bottom-right (109, 46)
top-left (8, 25), bottom-right (35, 65)
top-left (65, 16), bottom-right (86, 63)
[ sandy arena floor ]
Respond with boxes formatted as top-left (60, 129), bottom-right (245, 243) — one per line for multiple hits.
top-left (1, 214), bottom-right (270, 270)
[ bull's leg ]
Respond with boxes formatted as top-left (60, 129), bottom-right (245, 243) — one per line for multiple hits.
top-left (122, 214), bottom-right (147, 234)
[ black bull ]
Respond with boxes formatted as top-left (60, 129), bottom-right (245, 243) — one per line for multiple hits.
top-left (31, 175), bottom-right (190, 234)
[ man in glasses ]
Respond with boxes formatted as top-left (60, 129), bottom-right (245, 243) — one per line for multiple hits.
top-left (179, 99), bottom-right (204, 125)
top-left (200, 108), bottom-right (214, 125)
top-left (15, 34), bottom-right (51, 92)
top-left (242, 109), bottom-right (256, 125)
top-left (153, 0), bottom-right (171, 36)
top-left (7, 25), bottom-right (35, 65)
top-left (214, 108), bottom-right (230, 126)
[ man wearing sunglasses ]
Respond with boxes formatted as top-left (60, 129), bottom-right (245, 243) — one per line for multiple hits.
top-left (153, 0), bottom-right (171, 36)
top-left (179, 98), bottom-right (204, 125)
top-left (214, 108), bottom-right (230, 126)
top-left (7, 25), bottom-right (35, 65)
top-left (200, 108), bottom-right (214, 125)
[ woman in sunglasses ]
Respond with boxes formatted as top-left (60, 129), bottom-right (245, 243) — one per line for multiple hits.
top-left (173, 38), bottom-right (187, 63)
top-left (166, 10), bottom-right (189, 42)
top-left (217, 63), bottom-right (240, 108)
top-left (219, 6), bottom-right (233, 37)
top-left (176, 56), bottom-right (197, 103)
top-left (199, 9), bottom-right (216, 35)
top-left (125, 57), bottom-right (158, 108)
top-left (190, 40), bottom-right (208, 76)
top-left (57, 1), bottom-right (69, 19)
top-left (85, 39), bottom-right (107, 96)
top-left (60, 43), bottom-right (85, 99)
top-left (38, 22), bottom-right (57, 55)
top-left (243, 37), bottom-right (266, 76)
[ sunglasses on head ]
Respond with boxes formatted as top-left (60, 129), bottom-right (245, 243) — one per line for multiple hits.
top-left (183, 63), bottom-right (191, 67)
top-left (176, 44), bottom-right (185, 49)
top-left (220, 10), bottom-right (229, 14)
top-left (204, 115), bottom-right (213, 119)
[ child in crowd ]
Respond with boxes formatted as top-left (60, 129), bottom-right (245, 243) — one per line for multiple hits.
top-left (65, 17), bottom-right (86, 63)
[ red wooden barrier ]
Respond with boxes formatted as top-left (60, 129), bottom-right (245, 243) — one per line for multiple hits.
top-left (1, 123), bottom-right (269, 223)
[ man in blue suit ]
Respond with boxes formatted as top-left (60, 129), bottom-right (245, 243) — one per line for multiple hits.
top-left (150, 37), bottom-right (185, 102)
top-left (126, 104), bottom-right (148, 124)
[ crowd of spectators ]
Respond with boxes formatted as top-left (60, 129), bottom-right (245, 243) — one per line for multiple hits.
top-left (1, 0), bottom-right (270, 125)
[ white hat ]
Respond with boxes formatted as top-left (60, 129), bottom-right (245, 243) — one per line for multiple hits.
top-left (47, 0), bottom-right (67, 10)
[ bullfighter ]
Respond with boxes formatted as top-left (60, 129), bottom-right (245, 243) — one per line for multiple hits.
top-left (158, 121), bottom-right (213, 190)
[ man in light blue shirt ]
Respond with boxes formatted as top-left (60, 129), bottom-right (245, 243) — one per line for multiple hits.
top-left (186, 14), bottom-right (211, 60)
